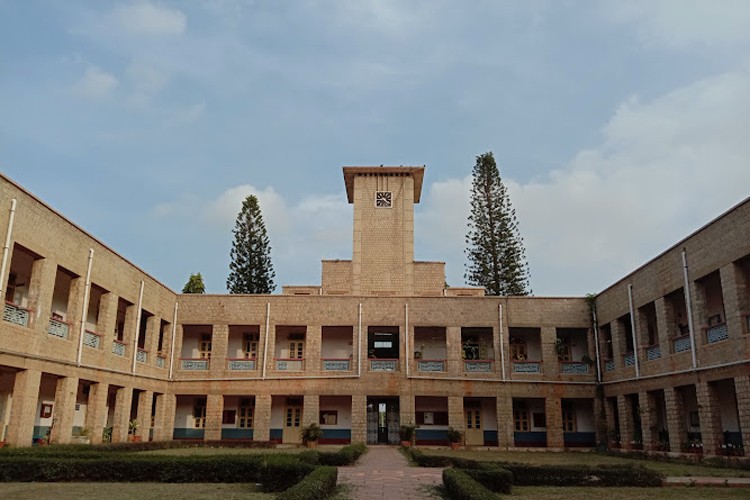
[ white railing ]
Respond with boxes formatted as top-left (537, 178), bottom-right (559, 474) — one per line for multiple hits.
top-left (559, 361), bottom-right (588, 374)
top-left (512, 361), bottom-right (541, 373)
top-left (706, 323), bottom-right (729, 344)
top-left (322, 359), bottom-right (350, 371)
top-left (276, 358), bottom-right (304, 371)
top-left (228, 358), bottom-right (256, 370)
top-left (417, 360), bottom-right (445, 372)
top-left (623, 352), bottom-right (636, 367)
top-left (83, 330), bottom-right (101, 349)
top-left (181, 358), bottom-right (209, 370)
top-left (673, 335), bottom-right (691, 353)
top-left (369, 359), bottom-right (398, 371)
top-left (3, 302), bottom-right (30, 326)
top-left (136, 349), bottom-right (147, 363)
top-left (646, 345), bottom-right (661, 361)
top-left (156, 356), bottom-right (166, 368)
top-left (48, 317), bottom-right (69, 338)
top-left (112, 340), bottom-right (126, 356)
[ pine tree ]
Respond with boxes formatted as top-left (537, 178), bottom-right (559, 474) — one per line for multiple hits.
top-left (227, 195), bottom-right (276, 294)
top-left (465, 152), bottom-right (531, 296)
top-left (182, 272), bottom-right (206, 294)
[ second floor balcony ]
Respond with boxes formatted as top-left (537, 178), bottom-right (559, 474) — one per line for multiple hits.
top-left (3, 302), bottom-right (29, 327)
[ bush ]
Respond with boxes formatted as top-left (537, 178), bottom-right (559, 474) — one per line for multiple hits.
top-left (298, 442), bottom-right (367, 466)
top-left (461, 467), bottom-right (513, 494)
top-left (276, 466), bottom-right (337, 500)
top-left (260, 456), bottom-right (318, 492)
top-left (442, 468), bottom-right (500, 500)
top-left (404, 448), bottom-right (479, 469)
top-left (492, 462), bottom-right (663, 487)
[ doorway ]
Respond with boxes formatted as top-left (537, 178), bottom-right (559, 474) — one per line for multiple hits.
top-left (366, 397), bottom-right (399, 444)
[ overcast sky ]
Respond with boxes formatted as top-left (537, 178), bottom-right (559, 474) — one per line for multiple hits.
top-left (2, 1), bottom-right (749, 296)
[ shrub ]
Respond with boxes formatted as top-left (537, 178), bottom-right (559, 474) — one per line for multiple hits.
top-left (461, 467), bottom-right (513, 494)
top-left (318, 443), bottom-right (367, 466)
top-left (492, 462), bottom-right (663, 487)
top-left (260, 456), bottom-right (318, 492)
top-left (442, 468), bottom-right (500, 500)
top-left (276, 466), bottom-right (337, 500)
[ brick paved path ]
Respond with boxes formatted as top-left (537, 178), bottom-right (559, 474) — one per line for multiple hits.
top-left (338, 446), bottom-right (443, 500)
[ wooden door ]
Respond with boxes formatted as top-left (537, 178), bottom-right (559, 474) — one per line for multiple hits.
top-left (283, 405), bottom-right (302, 444)
top-left (465, 408), bottom-right (483, 446)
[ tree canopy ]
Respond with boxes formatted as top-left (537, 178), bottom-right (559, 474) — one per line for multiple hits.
top-left (465, 151), bottom-right (531, 296)
top-left (227, 195), bottom-right (276, 294)
top-left (182, 272), bottom-right (206, 294)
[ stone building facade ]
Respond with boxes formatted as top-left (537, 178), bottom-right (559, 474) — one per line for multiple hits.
top-left (0, 166), bottom-right (747, 455)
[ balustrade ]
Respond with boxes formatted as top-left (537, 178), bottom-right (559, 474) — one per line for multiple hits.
top-left (646, 344), bottom-right (661, 361)
top-left (275, 358), bottom-right (304, 371)
top-left (559, 361), bottom-right (588, 374)
top-left (673, 335), bottom-right (692, 353)
top-left (136, 349), bottom-right (147, 363)
top-left (3, 302), bottom-right (29, 326)
top-left (112, 340), bottom-right (126, 356)
top-left (83, 330), bottom-right (101, 349)
top-left (512, 361), bottom-right (541, 373)
top-left (181, 358), bottom-right (209, 370)
top-left (706, 323), bottom-right (729, 344)
top-left (228, 358), bottom-right (256, 370)
top-left (417, 360), bottom-right (445, 372)
top-left (623, 352), bottom-right (635, 367)
top-left (369, 359), bottom-right (398, 371)
top-left (605, 359), bottom-right (615, 372)
top-left (47, 317), bottom-right (69, 339)
top-left (322, 359), bottom-right (350, 371)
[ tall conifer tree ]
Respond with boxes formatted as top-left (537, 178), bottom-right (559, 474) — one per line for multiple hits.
top-left (182, 272), bottom-right (206, 294)
top-left (227, 195), bottom-right (276, 294)
top-left (465, 152), bottom-right (531, 296)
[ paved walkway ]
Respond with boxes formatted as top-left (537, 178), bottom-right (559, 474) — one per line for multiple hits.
top-left (338, 446), bottom-right (443, 500)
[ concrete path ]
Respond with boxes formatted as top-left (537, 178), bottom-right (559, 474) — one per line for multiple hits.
top-left (338, 446), bottom-right (443, 500)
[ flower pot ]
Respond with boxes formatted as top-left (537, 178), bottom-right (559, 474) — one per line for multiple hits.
top-left (401, 440), bottom-right (412, 447)
top-left (305, 440), bottom-right (318, 449)
top-left (128, 435), bottom-right (142, 443)
top-left (450, 442), bottom-right (461, 450)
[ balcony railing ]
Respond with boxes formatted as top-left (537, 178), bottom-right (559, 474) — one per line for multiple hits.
top-left (321, 358), bottom-right (351, 371)
top-left (181, 358), bottom-right (209, 370)
top-left (706, 323), bottom-right (729, 344)
top-left (112, 340), bottom-right (126, 356)
top-left (559, 361), bottom-right (588, 374)
top-left (275, 358), bottom-right (304, 371)
top-left (512, 361), bottom-right (541, 373)
top-left (83, 330), bottom-right (101, 349)
top-left (156, 355), bottom-right (166, 368)
top-left (136, 349), bottom-right (148, 364)
top-left (3, 302), bottom-right (30, 326)
top-left (228, 358), bottom-right (256, 370)
top-left (48, 317), bottom-right (69, 339)
top-left (370, 359), bottom-right (398, 371)
top-left (646, 344), bottom-right (661, 361)
top-left (623, 352), bottom-right (636, 367)
top-left (417, 359), bottom-right (446, 372)
top-left (673, 335), bottom-right (692, 353)
top-left (464, 359), bottom-right (494, 372)
top-left (604, 359), bottom-right (615, 372)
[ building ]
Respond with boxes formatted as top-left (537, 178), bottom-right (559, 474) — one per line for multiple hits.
top-left (0, 166), bottom-right (748, 455)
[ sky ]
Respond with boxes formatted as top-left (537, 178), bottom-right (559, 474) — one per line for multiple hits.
top-left (2, 0), bottom-right (749, 296)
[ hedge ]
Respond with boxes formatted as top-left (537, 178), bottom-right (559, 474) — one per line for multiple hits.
top-left (299, 442), bottom-right (368, 466)
top-left (489, 462), bottom-right (663, 487)
top-left (276, 466), bottom-right (338, 500)
top-left (461, 467), bottom-right (513, 494)
top-left (442, 468), bottom-right (501, 500)
top-left (0, 440), bottom-right (275, 457)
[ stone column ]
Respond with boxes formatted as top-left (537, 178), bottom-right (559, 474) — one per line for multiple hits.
top-left (446, 326), bottom-right (462, 375)
top-left (541, 327), bottom-right (558, 376)
top-left (253, 394), bottom-right (271, 442)
top-left (27, 258), bottom-right (55, 332)
top-left (593, 394), bottom-right (606, 445)
top-left (351, 394), bottom-right (367, 444)
top-left (210, 324), bottom-right (228, 374)
top-left (696, 381), bottom-right (723, 454)
top-left (98, 292), bottom-right (117, 338)
top-left (545, 397), bottom-right (563, 448)
top-left (689, 280), bottom-right (706, 350)
top-left (123, 304), bottom-right (137, 353)
top-left (85, 381), bottom-right (109, 444)
top-left (204, 393), bottom-right (223, 441)
top-left (306, 325), bottom-right (322, 373)
top-left (66, 277), bottom-right (86, 347)
top-left (663, 386), bottom-right (687, 452)
top-left (143, 315), bottom-right (159, 363)
top-left (7, 369), bottom-right (42, 446)
top-left (654, 297), bottom-right (672, 354)
top-left (399, 393), bottom-right (415, 428)
top-left (720, 263), bottom-right (743, 339)
top-left (136, 390), bottom-right (154, 441)
top-left (448, 396), bottom-right (464, 433)
top-left (496, 396), bottom-right (514, 449)
top-left (734, 375), bottom-right (750, 452)
top-left (152, 393), bottom-right (175, 441)
top-left (604, 397), bottom-right (618, 446)
top-left (617, 395), bottom-right (634, 448)
top-left (639, 392), bottom-right (656, 450)
top-left (302, 394), bottom-right (319, 427)
top-left (50, 376), bottom-right (79, 444)
top-left (111, 386), bottom-right (133, 443)
top-left (610, 321), bottom-right (625, 366)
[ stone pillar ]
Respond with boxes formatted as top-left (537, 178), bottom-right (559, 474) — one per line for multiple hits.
top-left (98, 292), bottom-right (117, 338)
top-left (172, 324), bottom-right (184, 374)
top-left (123, 303), bottom-right (137, 352)
top-left (448, 396), bottom-right (464, 433)
top-left (541, 327), bottom-right (558, 376)
top-left (617, 394), bottom-right (634, 448)
top-left (400, 393), bottom-right (415, 428)
top-left (689, 280), bottom-right (706, 350)
top-left (302, 394), bottom-right (319, 427)
top-left (696, 381), bottom-right (723, 454)
top-left (111, 386), bottom-right (133, 443)
top-left (306, 325), bottom-right (321, 373)
top-left (351, 395), bottom-right (367, 444)
top-left (664, 386), bottom-right (687, 452)
top-left (85, 381), bottom-right (109, 444)
top-left (496, 396), bottom-right (513, 449)
top-left (210, 324), bottom-right (228, 374)
top-left (204, 393), bottom-right (223, 441)
top-left (720, 263), bottom-right (743, 339)
top-left (593, 394), bottom-right (606, 445)
top-left (136, 390), bottom-right (154, 440)
top-left (654, 297), bottom-right (672, 354)
top-left (735, 375), bottom-right (750, 452)
top-left (50, 376), bottom-right (79, 444)
top-left (27, 258), bottom-right (55, 331)
top-left (491, 325), bottom-right (501, 377)
top-left (253, 394), bottom-right (271, 442)
top-left (639, 392), bottom-right (656, 450)
top-left (7, 369), bottom-right (42, 447)
top-left (66, 277), bottom-right (86, 346)
top-left (446, 326), bottom-right (462, 375)
top-left (152, 393), bottom-right (175, 441)
top-left (604, 397), bottom-right (618, 446)
top-left (610, 321), bottom-right (625, 365)
top-left (143, 315), bottom-right (159, 361)
top-left (545, 397), bottom-right (563, 448)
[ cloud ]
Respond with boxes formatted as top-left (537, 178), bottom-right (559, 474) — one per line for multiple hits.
top-left (113, 1), bottom-right (187, 36)
top-left (72, 66), bottom-right (118, 99)
top-left (126, 60), bottom-right (170, 104)
top-left (602, 0), bottom-right (750, 48)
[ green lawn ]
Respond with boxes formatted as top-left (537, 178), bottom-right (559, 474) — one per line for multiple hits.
top-left (0, 483), bottom-right (273, 500)
top-left (419, 449), bottom-right (749, 477)
top-left (509, 487), bottom-right (750, 499)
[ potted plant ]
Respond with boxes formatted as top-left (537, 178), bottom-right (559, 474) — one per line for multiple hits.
top-left (301, 422), bottom-right (322, 448)
top-left (399, 424), bottom-right (416, 447)
top-left (447, 427), bottom-right (462, 450)
top-left (71, 426), bottom-right (91, 445)
top-left (128, 419), bottom-right (141, 442)
top-left (102, 426), bottom-right (112, 443)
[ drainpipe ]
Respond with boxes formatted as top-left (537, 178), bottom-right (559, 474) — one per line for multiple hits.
top-left (404, 302), bottom-right (409, 376)
top-left (262, 302), bottom-right (270, 379)
top-left (131, 280), bottom-right (144, 374)
top-left (592, 307), bottom-right (602, 383)
top-left (76, 248), bottom-right (94, 366)
top-left (627, 284), bottom-right (640, 379)
top-left (0, 199), bottom-right (17, 298)
top-left (357, 303), bottom-right (362, 377)
top-left (498, 304), bottom-right (506, 381)
top-left (168, 301), bottom-right (178, 379)
top-left (682, 249), bottom-right (698, 369)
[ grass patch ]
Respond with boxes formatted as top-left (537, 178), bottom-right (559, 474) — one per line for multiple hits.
top-left (510, 486), bottom-right (750, 499)
top-left (0, 483), bottom-right (273, 500)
